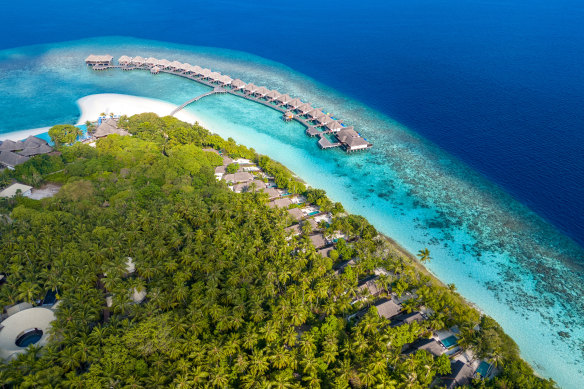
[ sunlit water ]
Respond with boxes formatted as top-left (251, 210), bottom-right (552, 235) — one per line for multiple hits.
top-left (1, 37), bottom-right (583, 388)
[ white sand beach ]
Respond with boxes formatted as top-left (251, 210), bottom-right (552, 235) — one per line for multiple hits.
top-left (0, 94), bottom-right (205, 142)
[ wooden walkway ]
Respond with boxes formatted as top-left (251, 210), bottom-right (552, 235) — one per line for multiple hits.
top-left (170, 86), bottom-right (226, 116)
top-left (87, 64), bottom-right (372, 151)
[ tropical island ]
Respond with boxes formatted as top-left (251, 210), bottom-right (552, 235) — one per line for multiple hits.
top-left (0, 113), bottom-right (556, 388)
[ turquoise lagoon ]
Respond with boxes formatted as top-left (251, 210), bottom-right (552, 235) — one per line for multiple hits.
top-left (1, 37), bottom-right (583, 388)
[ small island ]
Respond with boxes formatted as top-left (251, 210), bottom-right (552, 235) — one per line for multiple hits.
top-left (0, 113), bottom-right (555, 388)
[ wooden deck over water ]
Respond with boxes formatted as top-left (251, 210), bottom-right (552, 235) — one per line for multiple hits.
top-left (86, 58), bottom-right (372, 152)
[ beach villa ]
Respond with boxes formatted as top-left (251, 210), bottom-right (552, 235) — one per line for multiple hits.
top-left (0, 183), bottom-right (33, 198)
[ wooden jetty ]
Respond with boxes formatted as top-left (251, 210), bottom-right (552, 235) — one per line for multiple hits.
top-left (85, 54), bottom-right (373, 152)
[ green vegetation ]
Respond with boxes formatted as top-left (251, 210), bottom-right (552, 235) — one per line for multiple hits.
top-left (226, 163), bottom-right (239, 174)
top-left (48, 124), bottom-right (82, 147)
top-left (0, 114), bottom-right (555, 388)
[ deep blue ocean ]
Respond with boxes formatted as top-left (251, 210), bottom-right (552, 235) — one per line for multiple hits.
top-left (1, 1), bottom-right (583, 387)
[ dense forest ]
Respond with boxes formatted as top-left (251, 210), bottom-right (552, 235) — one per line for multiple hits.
top-left (0, 114), bottom-right (556, 388)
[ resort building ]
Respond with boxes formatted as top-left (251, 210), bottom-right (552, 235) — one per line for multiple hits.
top-left (269, 198), bottom-right (292, 209)
top-left (275, 94), bottom-right (291, 106)
top-left (0, 306), bottom-right (55, 360)
top-left (357, 275), bottom-right (382, 296)
top-left (145, 57), bottom-right (158, 67)
top-left (243, 83), bottom-right (258, 95)
top-left (0, 152), bottom-right (30, 169)
top-left (131, 56), bottom-right (145, 66)
top-left (288, 208), bottom-right (304, 221)
top-left (325, 120), bottom-right (344, 132)
top-left (170, 61), bottom-right (183, 71)
top-left (296, 103), bottom-right (313, 115)
top-left (373, 298), bottom-right (402, 319)
top-left (394, 311), bottom-right (425, 325)
top-left (84, 54), bottom-right (113, 66)
top-left (287, 98), bottom-right (303, 110)
top-left (150, 66), bottom-right (160, 74)
top-left (306, 108), bottom-right (324, 120)
top-left (0, 183), bottom-right (33, 198)
top-left (209, 72), bottom-right (222, 83)
top-left (262, 187), bottom-right (280, 199)
top-left (265, 90), bottom-right (281, 101)
top-left (406, 338), bottom-right (444, 357)
top-left (254, 86), bottom-right (269, 98)
top-left (441, 360), bottom-right (474, 389)
top-left (191, 65), bottom-right (204, 76)
top-left (223, 172), bottom-right (254, 184)
top-left (336, 128), bottom-right (371, 152)
top-left (92, 118), bottom-right (130, 138)
top-left (199, 68), bottom-right (212, 79)
top-left (219, 75), bottom-right (233, 86)
top-left (308, 233), bottom-right (326, 248)
top-left (230, 79), bottom-right (246, 90)
top-left (158, 59), bottom-right (171, 69)
top-left (118, 55), bottom-right (132, 66)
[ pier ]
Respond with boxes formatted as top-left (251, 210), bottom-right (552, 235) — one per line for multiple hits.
top-left (85, 54), bottom-right (373, 152)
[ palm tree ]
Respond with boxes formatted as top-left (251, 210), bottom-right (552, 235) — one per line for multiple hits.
top-left (417, 248), bottom-right (431, 263)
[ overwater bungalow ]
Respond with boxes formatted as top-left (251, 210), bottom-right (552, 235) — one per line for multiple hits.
top-left (315, 114), bottom-right (333, 126)
top-left (325, 120), bottom-right (344, 132)
top-left (209, 72), bottom-right (223, 83)
top-left (219, 75), bottom-right (233, 86)
top-left (85, 54), bottom-right (113, 66)
top-left (265, 90), bottom-right (281, 101)
top-left (131, 56), bottom-right (145, 66)
top-left (231, 79), bottom-right (246, 90)
top-left (296, 102), bottom-right (313, 115)
top-left (306, 108), bottom-right (324, 119)
top-left (145, 57), bottom-right (159, 67)
top-left (199, 68), bottom-right (212, 79)
top-left (150, 66), bottom-right (160, 74)
top-left (275, 94), bottom-right (291, 106)
top-left (243, 83), bottom-right (258, 94)
top-left (170, 61), bottom-right (183, 70)
top-left (179, 63), bottom-right (192, 73)
top-left (191, 65), bottom-right (203, 76)
top-left (254, 86), bottom-right (269, 98)
top-left (158, 59), bottom-right (171, 69)
top-left (118, 55), bottom-right (132, 65)
top-left (287, 98), bottom-right (303, 110)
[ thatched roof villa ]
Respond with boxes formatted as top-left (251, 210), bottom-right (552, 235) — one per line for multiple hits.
top-left (265, 90), bottom-right (281, 101)
top-left (85, 54), bottom-right (113, 66)
top-left (118, 55), bottom-right (132, 65)
top-left (145, 57), bottom-right (159, 67)
top-left (373, 298), bottom-right (402, 319)
top-left (131, 56), bottom-right (145, 66)
top-left (243, 83), bottom-right (258, 94)
top-left (93, 118), bottom-right (130, 138)
top-left (230, 79), bottom-right (246, 90)
top-left (275, 94), bottom-right (291, 106)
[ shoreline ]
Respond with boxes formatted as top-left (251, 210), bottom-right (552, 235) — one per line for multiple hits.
top-left (0, 94), bottom-right (207, 142)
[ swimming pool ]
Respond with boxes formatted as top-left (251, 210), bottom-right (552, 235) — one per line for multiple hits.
top-left (440, 335), bottom-right (458, 348)
top-left (308, 211), bottom-right (320, 216)
top-left (476, 361), bottom-right (491, 377)
top-left (15, 329), bottom-right (43, 347)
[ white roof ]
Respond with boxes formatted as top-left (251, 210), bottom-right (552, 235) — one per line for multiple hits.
top-left (131, 56), bottom-right (145, 64)
top-left (170, 61), bottom-right (183, 69)
top-left (118, 55), bottom-right (132, 63)
top-left (145, 57), bottom-right (159, 66)
top-left (0, 307), bottom-right (55, 360)
top-left (85, 54), bottom-right (113, 62)
top-left (158, 59), bottom-right (171, 67)
top-left (200, 68), bottom-right (212, 77)
top-left (0, 183), bottom-right (32, 198)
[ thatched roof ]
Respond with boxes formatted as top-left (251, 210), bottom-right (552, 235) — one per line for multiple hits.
top-left (443, 361), bottom-right (474, 389)
top-left (17, 144), bottom-right (53, 157)
top-left (199, 68), bottom-right (212, 77)
top-left (244, 83), bottom-right (258, 93)
top-left (345, 137), bottom-right (369, 148)
top-left (265, 90), bottom-right (281, 100)
top-left (179, 63), bottom-right (192, 71)
top-left (118, 55), bottom-right (132, 64)
top-left (223, 172), bottom-right (253, 184)
top-left (158, 59), bottom-right (172, 68)
top-left (0, 139), bottom-right (21, 152)
top-left (269, 198), bottom-right (292, 208)
top-left (358, 276), bottom-right (381, 296)
top-left (336, 128), bottom-right (359, 143)
top-left (93, 118), bottom-right (130, 138)
top-left (254, 86), bottom-right (269, 96)
top-left (0, 151), bottom-right (29, 168)
top-left (131, 56), bottom-right (145, 64)
top-left (209, 71), bottom-right (222, 81)
top-left (170, 61), bottom-right (183, 69)
top-left (287, 98), bottom-right (303, 108)
top-left (191, 65), bottom-right (203, 74)
top-left (261, 187), bottom-right (280, 199)
top-left (306, 108), bottom-right (323, 119)
top-left (85, 54), bottom-right (113, 63)
top-left (145, 57), bottom-right (159, 66)
top-left (309, 233), bottom-right (326, 248)
top-left (285, 224), bottom-right (302, 236)
top-left (22, 136), bottom-right (47, 148)
top-left (231, 79), bottom-right (246, 89)
top-left (150, 66), bottom-right (160, 74)
top-left (276, 94), bottom-right (291, 104)
top-left (407, 338), bottom-right (443, 357)
top-left (316, 114), bottom-right (333, 125)
top-left (297, 103), bottom-right (313, 114)
top-left (220, 75), bottom-right (233, 85)
top-left (288, 208), bottom-right (304, 221)
top-left (373, 298), bottom-right (401, 319)
top-left (326, 120), bottom-right (344, 132)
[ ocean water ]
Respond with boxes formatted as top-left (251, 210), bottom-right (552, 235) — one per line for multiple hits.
top-left (0, 37), bottom-right (583, 388)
